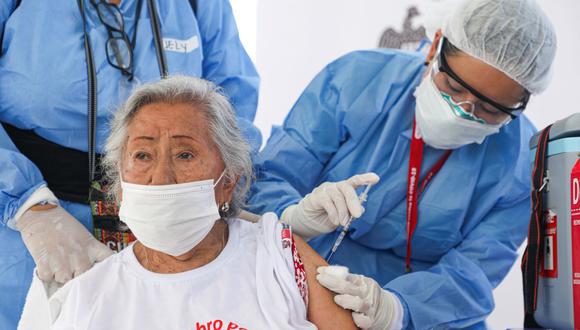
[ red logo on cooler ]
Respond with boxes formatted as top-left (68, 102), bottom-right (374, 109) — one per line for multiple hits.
top-left (569, 158), bottom-right (580, 329)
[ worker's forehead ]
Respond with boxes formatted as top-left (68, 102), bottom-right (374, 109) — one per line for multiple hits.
top-left (445, 52), bottom-right (527, 106)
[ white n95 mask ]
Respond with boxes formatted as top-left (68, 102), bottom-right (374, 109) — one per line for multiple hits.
top-left (414, 75), bottom-right (502, 150)
top-left (119, 173), bottom-right (225, 256)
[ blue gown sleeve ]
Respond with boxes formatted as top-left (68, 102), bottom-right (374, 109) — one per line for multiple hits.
top-left (0, 124), bottom-right (47, 227)
top-left (195, 0), bottom-right (261, 152)
top-left (0, 0), bottom-right (47, 227)
top-left (0, 1), bottom-right (16, 39)
top-left (247, 59), bottom-right (346, 216)
top-left (247, 50), bottom-right (425, 216)
top-left (385, 195), bottom-right (531, 329)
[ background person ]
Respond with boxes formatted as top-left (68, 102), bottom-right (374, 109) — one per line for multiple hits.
top-left (0, 0), bottom-right (259, 328)
top-left (248, 0), bottom-right (557, 328)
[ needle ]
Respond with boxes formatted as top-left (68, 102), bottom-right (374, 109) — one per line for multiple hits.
top-left (326, 184), bottom-right (373, 262)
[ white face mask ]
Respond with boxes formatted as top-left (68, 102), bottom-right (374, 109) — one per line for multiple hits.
top-left (119, 172), bottom-right (225, 256)
top-left (414, 73), bottom-right (502, 150)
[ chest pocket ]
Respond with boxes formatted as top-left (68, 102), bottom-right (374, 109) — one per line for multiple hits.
top-left (412, 201), bottom-right (465, 261)
top-left (158, 0), bottom-right (203, 76)
top-left (353, 146), bottom-right (479, 263)
top-left (409, 158), bottom-right (478, 262)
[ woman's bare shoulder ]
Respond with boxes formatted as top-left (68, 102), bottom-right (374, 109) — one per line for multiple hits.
top-left (294, 235), bottom-right (359, 330)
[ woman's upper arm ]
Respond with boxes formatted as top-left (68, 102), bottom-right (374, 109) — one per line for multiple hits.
top-left (293, 235), bottom-right (359, 330)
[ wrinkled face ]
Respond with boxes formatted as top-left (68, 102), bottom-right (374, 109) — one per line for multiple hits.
top-left (121, 102), bottom-right (234, 204)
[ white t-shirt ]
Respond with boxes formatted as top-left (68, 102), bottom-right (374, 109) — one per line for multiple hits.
top-left (51, 214), bottom-right (314, 330)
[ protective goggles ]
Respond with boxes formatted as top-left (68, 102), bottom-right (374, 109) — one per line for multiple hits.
top-left (433, 38), bottom-right (530, 125)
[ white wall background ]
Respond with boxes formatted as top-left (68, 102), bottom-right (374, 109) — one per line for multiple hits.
top-left (230, 1), bottom-right (580, 328)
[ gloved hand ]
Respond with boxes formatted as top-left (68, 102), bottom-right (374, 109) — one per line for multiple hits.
top-left (280, 172), bottom-right (380, 239)
top-left (15, 205), bottom-right (114, 284)
top-left (317, 266), bottom-right (402, 330)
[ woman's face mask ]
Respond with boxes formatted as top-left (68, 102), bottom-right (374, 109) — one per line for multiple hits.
top-left (119, 172), bottom-right (225, 256)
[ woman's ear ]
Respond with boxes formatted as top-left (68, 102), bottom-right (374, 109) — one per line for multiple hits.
top-left (217, 174), bottom-right (239, 204)
top-left (222, 175), bottom-right (239, 197)
top-left (425, 29), bottom-right (443, 66)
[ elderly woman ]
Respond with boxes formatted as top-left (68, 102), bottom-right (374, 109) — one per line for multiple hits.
top-left (47, 76), bottom-right (357, 329)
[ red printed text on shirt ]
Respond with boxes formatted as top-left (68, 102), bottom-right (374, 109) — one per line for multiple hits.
top-left (195, 320), bottom-right (248, 330)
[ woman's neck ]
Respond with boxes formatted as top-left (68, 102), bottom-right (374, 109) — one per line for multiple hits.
top-left (133, 219), bottom-right (229, 274)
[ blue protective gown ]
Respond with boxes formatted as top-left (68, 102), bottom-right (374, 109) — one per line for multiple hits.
top-left (0, 0), bottom-right (259, 327)
top-left (248, 49), bottom-right (535, 329)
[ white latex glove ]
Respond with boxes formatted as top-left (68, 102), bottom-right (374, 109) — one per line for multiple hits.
top-left (317, 266), bottom-right (403, 330)
top-left (15, 205), bottom-right (114, 284)
top-left (280, 172), bottom-right (380, 239)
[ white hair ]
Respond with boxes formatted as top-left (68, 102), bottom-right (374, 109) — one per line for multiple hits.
top-left (102, 76), bottom-right (253, 218)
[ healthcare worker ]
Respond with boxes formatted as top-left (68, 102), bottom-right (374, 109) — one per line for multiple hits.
top-left (248, 0), bottom-right (556, 328)
top-left (0, 0), bottom-right (259, 328)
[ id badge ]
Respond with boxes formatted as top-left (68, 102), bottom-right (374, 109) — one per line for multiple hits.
top-left (89, 181), bottom-right (136, 252)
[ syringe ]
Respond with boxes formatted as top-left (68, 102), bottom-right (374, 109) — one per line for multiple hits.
top-left (326, 183), bottom-right (373, 262)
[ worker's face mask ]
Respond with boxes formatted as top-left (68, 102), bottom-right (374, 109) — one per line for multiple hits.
top-left (118, 171), bottom-right (225, 256)
top-left (414, 73), bottom-right (502, 150)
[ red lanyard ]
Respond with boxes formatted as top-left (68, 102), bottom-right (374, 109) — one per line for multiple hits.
top-left (405, 120), bottom-right (451, 272)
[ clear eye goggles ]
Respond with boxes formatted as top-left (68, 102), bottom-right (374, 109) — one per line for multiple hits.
top-left (428, 38), bottom-right (530, 126)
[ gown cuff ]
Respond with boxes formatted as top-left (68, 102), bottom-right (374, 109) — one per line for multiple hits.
top-left (385, 290), bottom-right (404, 330)
top-left (385, 289), bottom-right (408, 330)
top-left (8, 185), bottom-right (59, 229)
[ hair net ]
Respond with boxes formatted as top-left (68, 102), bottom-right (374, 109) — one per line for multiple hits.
top-left (443, 0), bottom-right (557, 94)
